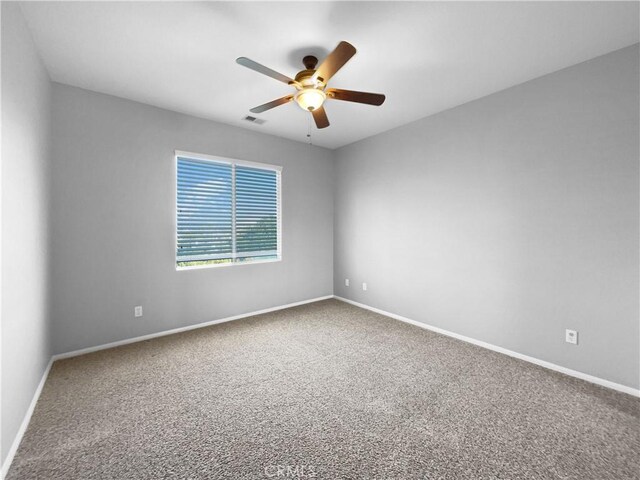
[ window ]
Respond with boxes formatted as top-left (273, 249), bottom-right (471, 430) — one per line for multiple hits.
top-left (176, 151), bottom-right (281, 269)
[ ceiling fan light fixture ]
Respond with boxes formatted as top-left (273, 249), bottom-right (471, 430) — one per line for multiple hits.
top-left (294, 88), bottom-right (326, 112)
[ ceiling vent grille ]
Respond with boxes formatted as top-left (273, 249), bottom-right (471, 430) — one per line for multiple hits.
top-left (243, 115), bottom-right (266, 125)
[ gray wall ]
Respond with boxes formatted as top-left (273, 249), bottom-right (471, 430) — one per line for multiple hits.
top-left (50, 84), bottom-right (333, 354)
top-left (1, 3), bottom-right (52, 465)
top-left (334, 45), bottom-right (639, 389)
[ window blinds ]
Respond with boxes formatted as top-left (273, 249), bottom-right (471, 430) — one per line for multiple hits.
top-left (176, 155), bottom-right (280, 267)
top-left (235, 165), bottom-right (279, 261)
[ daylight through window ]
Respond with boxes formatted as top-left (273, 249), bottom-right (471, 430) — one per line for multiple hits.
top-left (176, 152), bottom-right (281, 268)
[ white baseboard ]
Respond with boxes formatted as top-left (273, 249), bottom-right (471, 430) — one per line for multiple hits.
top-left (2, 294), bottom-right (333, 478)
top-left (1, 357), bottom-right (54, 479)
top-left (334, 296), bottom-right (640, 398)
top-left (53, 295), bottom-right (334, 361)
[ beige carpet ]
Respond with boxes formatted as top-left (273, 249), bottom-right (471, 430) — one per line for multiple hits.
top-left (7, 299), bottom-right (639, 479)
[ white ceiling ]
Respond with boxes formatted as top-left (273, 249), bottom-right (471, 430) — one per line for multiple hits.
top-left (20, 1), bottom-right (639, 149)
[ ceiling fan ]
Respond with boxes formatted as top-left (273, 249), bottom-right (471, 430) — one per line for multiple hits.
top-left (236, 41), bottom-right (385, 129)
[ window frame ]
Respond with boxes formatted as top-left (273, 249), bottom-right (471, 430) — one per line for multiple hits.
top-left (174, 150), bottom-right (282, 271)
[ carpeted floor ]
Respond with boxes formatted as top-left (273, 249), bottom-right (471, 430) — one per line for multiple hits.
top-left (7, 299), bottom-right (639, 479)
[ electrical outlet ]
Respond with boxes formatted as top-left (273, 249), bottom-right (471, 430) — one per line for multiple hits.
top-left (134, 306), bottom-right (143, 318)
top-left (345, 278), bottom-right (350, 287)
top-left (565, 329), bottom-right (578, 345)
top-left (362, 282), bottom-right (367, 291)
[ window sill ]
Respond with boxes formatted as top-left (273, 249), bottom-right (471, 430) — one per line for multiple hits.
top-left (175, 257), bottom-right (282, 271)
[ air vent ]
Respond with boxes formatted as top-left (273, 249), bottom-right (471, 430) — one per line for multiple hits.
top-left (243, 115), bottom-right (266, 125)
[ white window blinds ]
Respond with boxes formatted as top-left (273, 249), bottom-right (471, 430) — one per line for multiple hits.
top-left (176, 153), bottom-right (281, 268)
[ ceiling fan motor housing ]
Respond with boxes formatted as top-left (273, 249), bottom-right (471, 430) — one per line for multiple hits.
top-left (295, 69), bottom-right (324, 88)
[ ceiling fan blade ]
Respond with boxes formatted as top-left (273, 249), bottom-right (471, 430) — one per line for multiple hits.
top-left (236, 57), bottom-right (295, 85)
top-left (249, 95), bottom-right (294, 114)
top-left (312, 106), bottom-right (330, 129)
top-left (313, 41), bottom-right (356, 83)
top-left (327, 88), bottom-right (386, 106)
